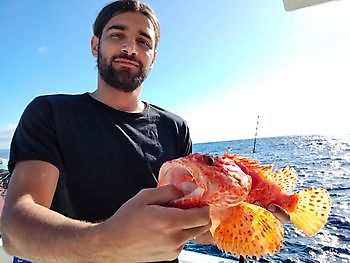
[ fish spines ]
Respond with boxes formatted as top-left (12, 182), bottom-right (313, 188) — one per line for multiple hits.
top-left (267, 166), bottom-right (298, 192)
top-left (213, 203), bottom-right (283, 258)
top-left (289, 188), bottom-right (331, 236)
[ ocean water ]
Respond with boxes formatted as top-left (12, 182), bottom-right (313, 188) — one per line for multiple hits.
top-left (185, 134), bottom-right (350, 263)
top-left (0, 150), bottom-right (9, 159)
top-left (1, 135), bottom-right (349, 262)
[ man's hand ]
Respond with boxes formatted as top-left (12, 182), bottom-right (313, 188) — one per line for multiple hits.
top-left (267, 204), bottom-right (290, 223)
top-left (97, 185), bottom-right (211, 262)
top-left (190, 230), bottom-right (213, 244)
top-left (255, 201), bottom-right (290, 223)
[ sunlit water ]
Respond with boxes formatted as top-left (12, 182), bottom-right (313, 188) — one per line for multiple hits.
top-left (184, 134), bottom-right (350, 262)
top-left (1, 135), bottom-right (349, 262)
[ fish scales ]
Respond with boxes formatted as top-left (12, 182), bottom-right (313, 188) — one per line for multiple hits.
top-left (158, 152), bottom-right (331, 258)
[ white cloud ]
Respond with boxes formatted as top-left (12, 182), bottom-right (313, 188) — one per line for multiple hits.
top-left (180, 41), bottom-right (350, 143)
top-left (37, 46), bottom-right (49, 54)
top-left (179, 1), bottom-right (350, 143)
top-left (0, 124), bottom-right (16, 149)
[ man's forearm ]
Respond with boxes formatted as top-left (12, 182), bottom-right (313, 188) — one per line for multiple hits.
top-left (1, 201), bottom-right (115, 263)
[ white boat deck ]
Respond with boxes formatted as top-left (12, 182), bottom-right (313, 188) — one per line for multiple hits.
top-left (1, 239), bottom-right (234, 263)
top-left (179, 250), bottom-right (235, 263)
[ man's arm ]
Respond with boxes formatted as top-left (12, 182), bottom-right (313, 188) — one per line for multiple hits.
top-left (0, 160), bottom-right (101, 262)
top-left (0, 160), bottom-right (211, 262)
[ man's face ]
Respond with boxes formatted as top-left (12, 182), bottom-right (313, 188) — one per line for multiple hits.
top-left (93, 11), bottom-right (157, 92)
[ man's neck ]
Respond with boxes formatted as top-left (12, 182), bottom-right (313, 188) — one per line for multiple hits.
top-left (91, 80), bottom-right (145, 113)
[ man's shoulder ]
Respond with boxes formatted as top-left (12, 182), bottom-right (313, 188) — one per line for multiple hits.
top-left (33, 93), bottom-right (88, 103)
top-left (29, 93), bottom-right (89, 110)
top-left (24, 93), bottom-right (90, 117)
top-left (148, 104), bottom-right (187, 124)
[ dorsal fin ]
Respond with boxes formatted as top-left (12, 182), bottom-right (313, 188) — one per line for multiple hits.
top-left (223, 153), bottom-right (273, 180)
top-left (266, 166), bottom-right (298, 192)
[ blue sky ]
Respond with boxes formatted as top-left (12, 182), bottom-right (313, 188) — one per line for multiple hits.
top-left (1, 0), bottom-right (349, 149)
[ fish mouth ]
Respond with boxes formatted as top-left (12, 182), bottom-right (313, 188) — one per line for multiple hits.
top-left (161, 164), bottom-right (205, 199)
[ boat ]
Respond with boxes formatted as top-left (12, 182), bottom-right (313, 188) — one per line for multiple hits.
top-left (0, 241), bottom-right (233, 263)
top-left (179, 250), bottom-right (234, 263)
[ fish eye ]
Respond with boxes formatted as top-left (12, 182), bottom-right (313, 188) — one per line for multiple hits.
top-left (203, 155), bottom-right (215, 166)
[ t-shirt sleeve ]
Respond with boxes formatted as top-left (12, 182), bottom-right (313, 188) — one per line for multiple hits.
top-left (179, 120), bottom-right (192, 157)
top-left (8, 96), bottom-right (64, 173)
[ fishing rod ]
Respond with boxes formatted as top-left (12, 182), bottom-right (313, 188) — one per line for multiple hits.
top-left (252, 115), bottom-right (259, 154)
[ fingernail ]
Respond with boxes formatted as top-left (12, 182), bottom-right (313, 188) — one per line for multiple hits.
top-left (268, 204), bottom-right (276, 213)
top-left (254, 201), bottom-right (262, 207)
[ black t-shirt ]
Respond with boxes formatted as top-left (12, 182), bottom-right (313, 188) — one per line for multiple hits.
top-left (9, 93), bottom-right (192, 263)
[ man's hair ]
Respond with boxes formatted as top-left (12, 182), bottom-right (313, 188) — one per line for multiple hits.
top-left (93, 0), bottom-right (160, 49)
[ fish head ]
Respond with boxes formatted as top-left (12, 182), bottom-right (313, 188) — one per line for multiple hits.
top-left (158, 153), bottom-right (252, 209)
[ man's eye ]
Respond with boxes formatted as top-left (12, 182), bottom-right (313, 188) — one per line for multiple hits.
top-left (111, 33), bottom-right (122, 38)
top-left (137, 39), bottom-right (151, 48)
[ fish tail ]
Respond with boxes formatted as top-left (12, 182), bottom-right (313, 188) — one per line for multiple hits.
top-left (289, 188), bottom-right (331, 236)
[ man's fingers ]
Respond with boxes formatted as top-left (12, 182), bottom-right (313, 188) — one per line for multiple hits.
top-left (179, 222), bottom-right (212, 244)
top-left (254, 201), bottom-right (263, 207)
top-left (151, 205), bottom-right (211, 230)
top-left (177, 206), bottom-right (211, 229)
top-left (254, 201), bottom-right (290, 223)
top-left (133, 186), bottom-right (211, 229)
top-left (190, 230), bottom-right (213, 244)
top-left (268, 204), bottom-right (290, 223)
top-left (135, 185), bottom-right (184, 205)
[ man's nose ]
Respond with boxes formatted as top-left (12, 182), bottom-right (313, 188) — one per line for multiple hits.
top-left (121, 39), bottom-right (138, 56)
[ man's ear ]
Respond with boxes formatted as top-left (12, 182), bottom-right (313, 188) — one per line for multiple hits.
top-left (91, 36), bottom-right (99, 57)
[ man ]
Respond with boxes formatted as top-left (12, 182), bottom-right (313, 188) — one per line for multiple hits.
top-left (0, 1), bottom-right (211, 262)
top-left (1, 1), bottom-right (290, 262)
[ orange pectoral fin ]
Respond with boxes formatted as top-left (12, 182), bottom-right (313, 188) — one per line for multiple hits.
top-left (289, 188), bottom-right (331, 236)
top-left (213, 203), bottom-right (284, 258)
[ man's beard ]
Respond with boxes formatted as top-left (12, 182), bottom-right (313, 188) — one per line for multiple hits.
top-left (97, 50), bottom-right (147, 92)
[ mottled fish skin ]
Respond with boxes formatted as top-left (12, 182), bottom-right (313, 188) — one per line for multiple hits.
top-left (223, 153), bottom-right (331, 237)
top-left (158, 153), bottom-right (252, 209)
top-left (229, 154), bottom-right (300, 212)
top-left (158, 152), bottom-right (331, 258)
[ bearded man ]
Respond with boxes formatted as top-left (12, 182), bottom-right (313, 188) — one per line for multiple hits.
top-left (0, 1), bottom-right (212, 262)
